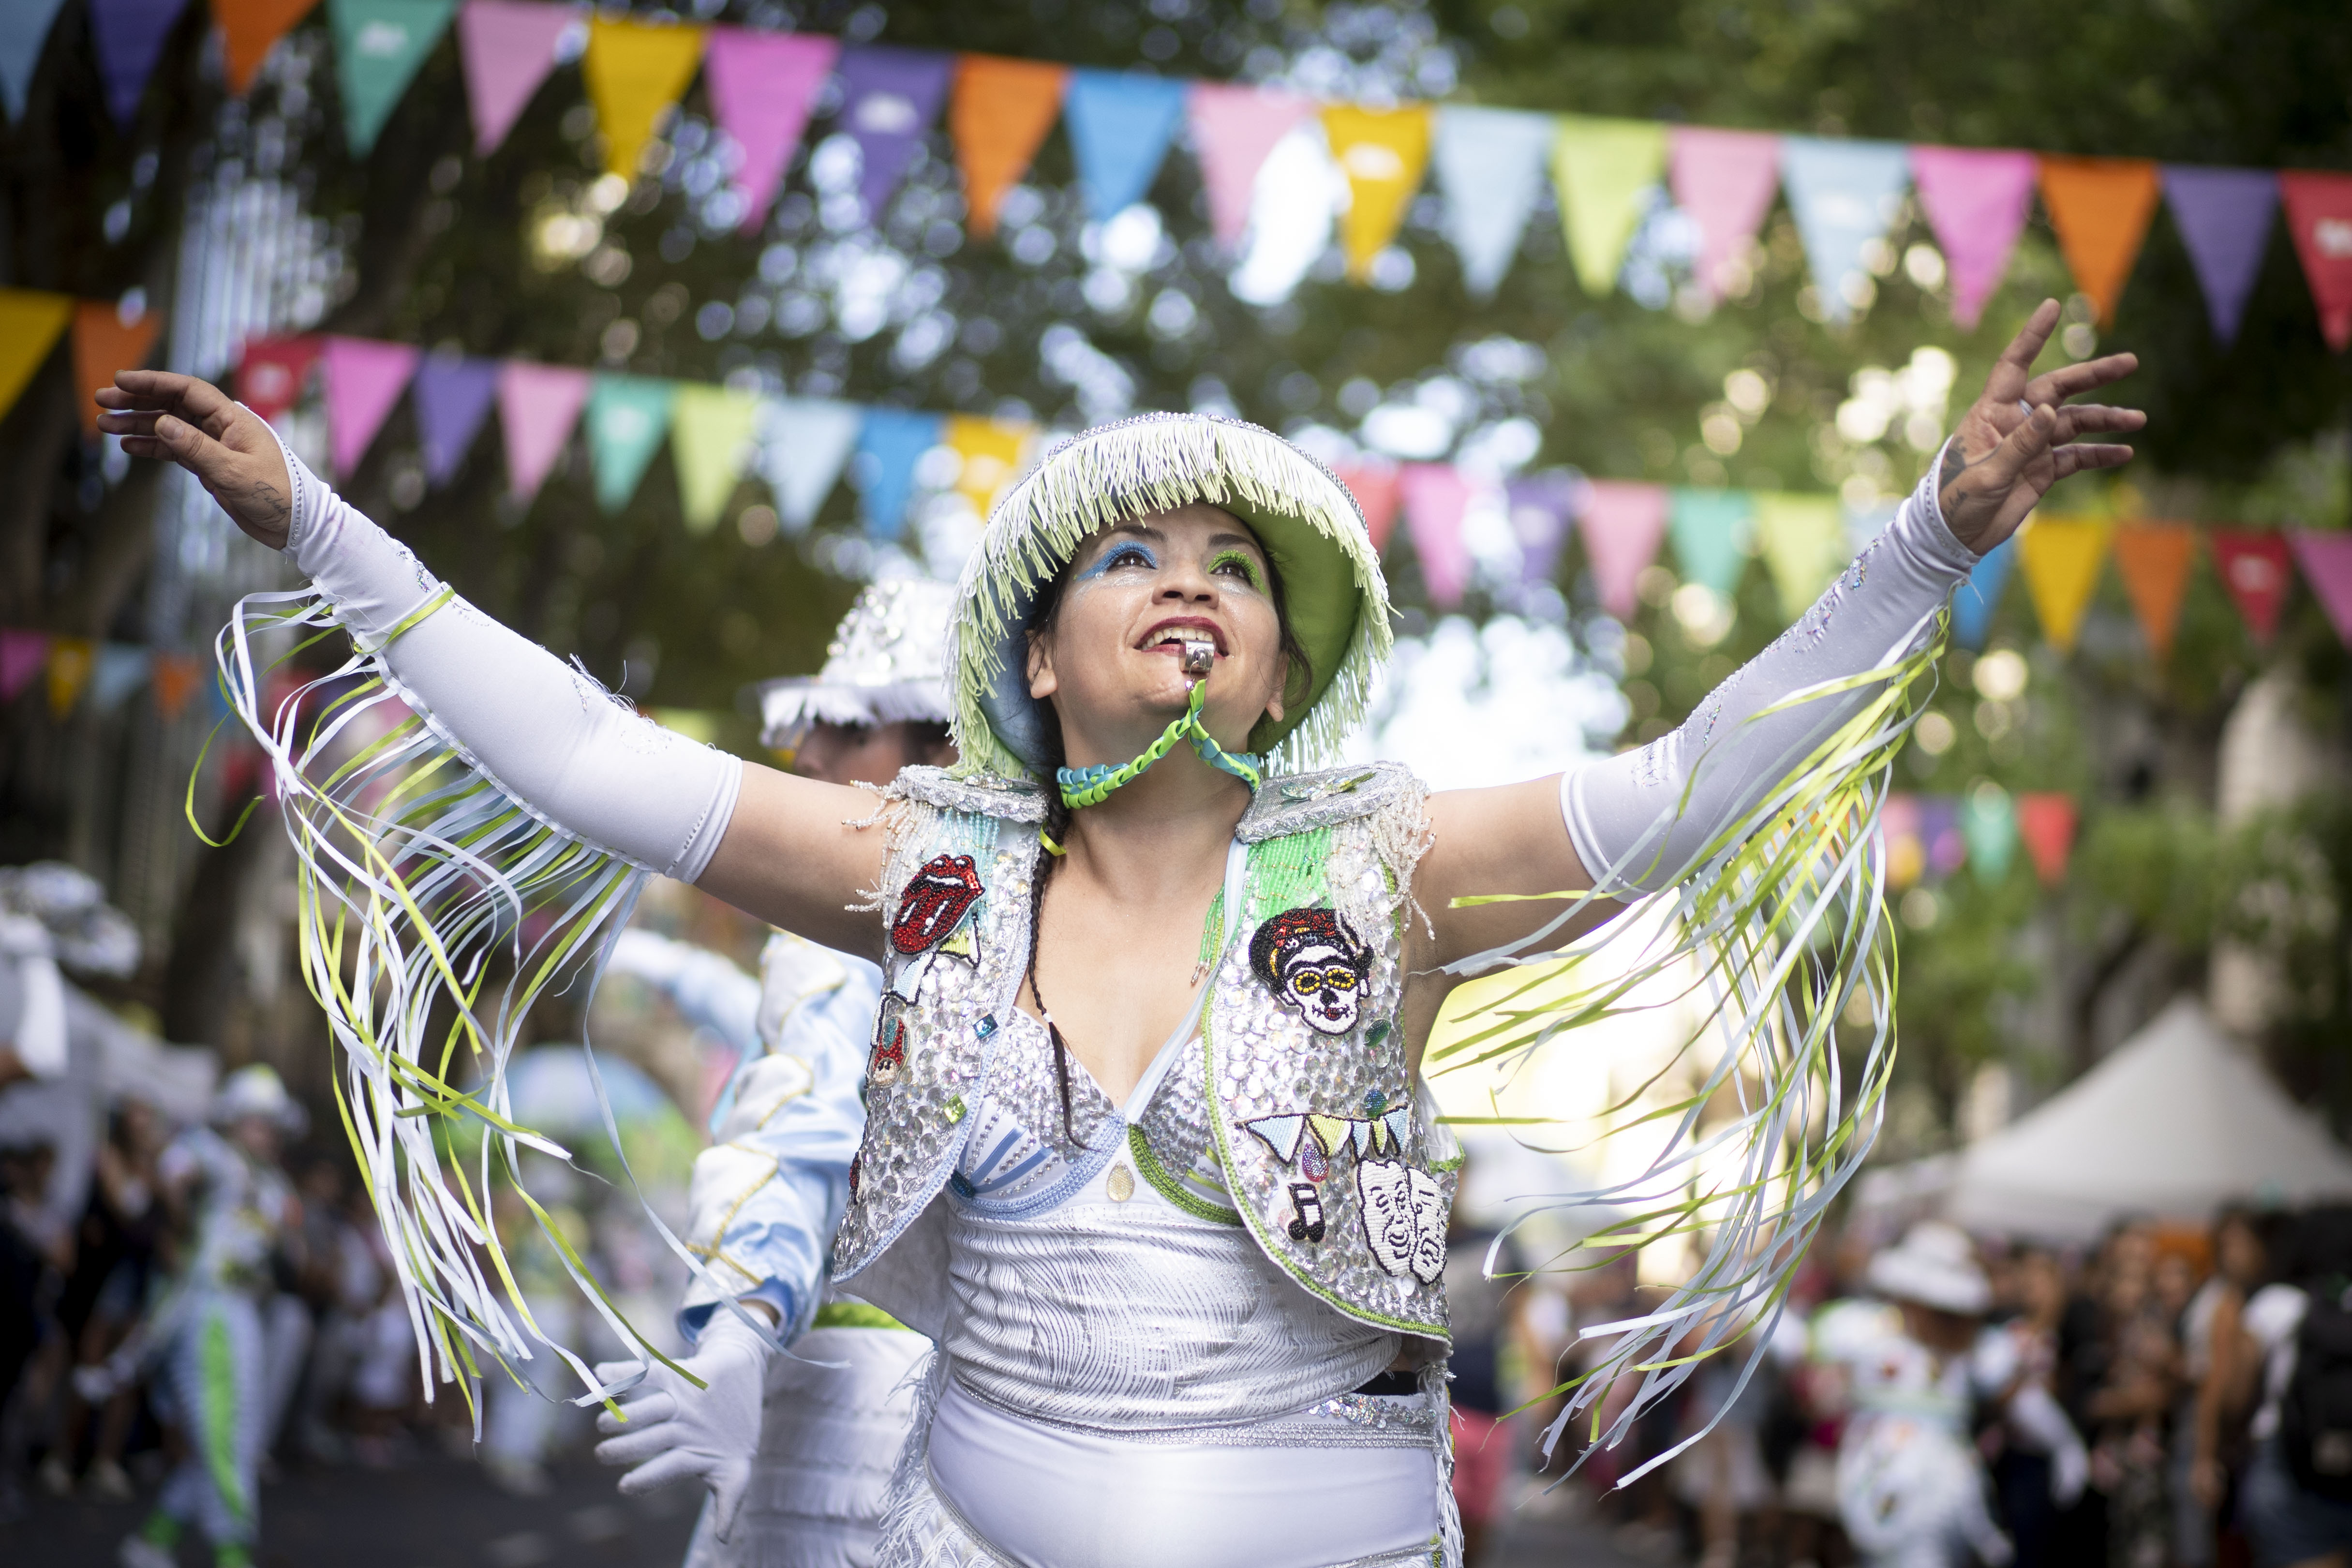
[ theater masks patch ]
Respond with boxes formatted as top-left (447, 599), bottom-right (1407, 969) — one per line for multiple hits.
top-left (1355, 1158), bottom-right (1445, 1283)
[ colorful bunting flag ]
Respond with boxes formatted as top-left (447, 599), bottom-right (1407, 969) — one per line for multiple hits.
top-left (583, 14), bottom-right (707, 181)
top-left (703, 30), bottom-right (836, 233)
top-left (1333, 458), bottom-right (1401, 553)
top-left (1552, 116), bottom-right (1669, 299)
top-left (1667, 127), bottom-right (1781, 302)
top-left (2037, 156), bottom-right (2160, 327)
top-left (72, 299), bottom-right (160, 437)
top-left (2017, 793), bottom-right (2078, 886)
top-left (456, 0), bottom-right (570, 155)
top-left (495, 359), bottom-right (590, 501)
top-left (216, 0), bottom-right (319, 96)
top-left (851, 408), bottom-right (939, 540)
top-left (320, 336), bottom-right (419, 478)
top-left (45, 637), bottom-right (94, 719)
top-left (2111, 522), bottom-right (2197, 660)
top-left (670, 383), bottom-right (760, 534)
top-left (89, 0), bottom-right (189, 127)
top-left (1920, 795), bottom-right (1965, 878)
top-left (1399, 463), bottom-right (1474, 610)
top-left (237, 334), bottom-right (320, 424)
top-left (0, 289), bottom-right (72, 422)
top-left (1063, 70), bottom-right (1188, 222)
top-left (150, 651), bottom-right (203, 720)
top-left (951, 55), bottom-right (1069, 239)
top-left (1187, 82), bottom-right (1315, 248)
top-left (1322, 105), bottom-right (1433, 282)
top-left (2288, 531), bottom-right (2352, 647)
top-left (1, 0), bottom-right (69, 122)
top-left (1963, 783), bottom-right (2018, 882)
top-left (1908, 146), bottom-right (2038, 329)
top-left (1431, 106), bottom-right (1555, 299)
top-left (1505, 471), bottom-right (1581, 587)
top-left (942, 414), bottom-right (1030, 515)
top-left (2016, 516), bottom-right (2112, 654)
top-left (2278, 172), bottom-right (2352, 353)
top-left (1952, 537), bottom-right (2017, 651)
top-left (328, 0), bottom-right (454, 154)
top-left (1668, 487), bottom-right (1754, 597)
top-left (1752, 491), bottom-right (1846, 620)
top-left (2162, 167), bottom-right (2278, 345)
top-left (2210, 531), bottom-right (2294, 645)
top-left (1883, 793), bottom-right (1926, 887)
top-left (1579, 480), bottom-right (1669, 621)
top-left (0, 631), bottom-right (49, 704)
top-left (411, 354), bottom-right (498, 486)
top-left (89, 643), bottom-right (151, 714)
top-left (756, 396), bottom-right (862, 531)
top-left (836, 46), bottom-right (954, 221)
top-left (1780, 137), bottom-right (1909, 323)
top-left (586, 373), bottom-right (675, 513)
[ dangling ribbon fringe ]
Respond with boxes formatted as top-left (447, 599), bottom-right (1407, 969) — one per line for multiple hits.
top-left (1429, 613), bottom-right (1944, 1490)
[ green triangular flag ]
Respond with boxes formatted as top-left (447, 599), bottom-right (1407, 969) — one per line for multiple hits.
top-left (1963, 784), bottom-right (2018, 882)
top-left (1752, 492), bottom-right (1847, 622)
top-left (1551, 115), bottom-right (1668, 297)
top-left (329, 0), bottom-right (456, 155)
top-left (1668, 489), bottom-right (1754, 597)
top-left (670, 383), bottom-right (761, 535)
top-left (588, 374), bottom-right (676, 513)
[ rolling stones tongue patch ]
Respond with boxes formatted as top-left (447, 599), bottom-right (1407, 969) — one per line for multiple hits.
top-left (1249, 907), bottom-right (1374, 1036)
top-left (891, 854), bottom-right (983, 956)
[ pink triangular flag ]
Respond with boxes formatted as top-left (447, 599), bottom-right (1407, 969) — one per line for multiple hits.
top-left (1, 629), bottom-right (51, 703)
top-left (1909, 146), bottom-right (2039, 329)
top-left (458, 0), bottom-right (573, 156)
top-left (2290, 530), bottom-right (2352, 647)
top-left (1187, 81), bottom-right (1314, 248)
top-left (704, 28), bottom-right (837, 233)
top-left (1578, 480), bottom-right (1668, 620)
top-left (1668, 127), bottom-right (1781, 300)
top-left (1333, 458), bottom-right (1401, 553)
top-left (497, 359), bottom-right (592, 501)
top-left (320, 336), bottom-right (420, 479)
top-left (1399, 464), bottom-right (1474, 610)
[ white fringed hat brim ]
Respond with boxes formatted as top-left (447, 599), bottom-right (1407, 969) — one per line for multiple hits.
top-left (950, 413), bottom-right (1392, 781)
top-left (757, 678), bottom-right (952, 747)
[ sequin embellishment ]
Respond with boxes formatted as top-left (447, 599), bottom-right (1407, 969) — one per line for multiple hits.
top-left (1106, 1164), bottom-right (1135, 1202)
top-left (891, 854), bottom-right (984, 955)
top-left (1248, 907), bottom-right (1373, 1036)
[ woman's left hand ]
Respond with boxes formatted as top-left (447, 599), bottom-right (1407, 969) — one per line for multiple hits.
top-left (1937, 299), bottom-right (2145, 555)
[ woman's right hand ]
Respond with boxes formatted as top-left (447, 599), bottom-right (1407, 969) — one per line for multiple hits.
top-left (96, 370), bottom-right (296, 551)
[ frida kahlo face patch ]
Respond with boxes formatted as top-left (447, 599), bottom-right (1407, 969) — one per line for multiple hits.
top-left (1249, 907), bottom-right (1374, 1036)
top-left (892, 854), bottom-right (983, 956)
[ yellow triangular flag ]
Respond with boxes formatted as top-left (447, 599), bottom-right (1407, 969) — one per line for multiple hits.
top-left (0, 289), bottom-right (74, 422)
top-left (584, 15), bottom-right (708, 181)
top-left (1320, 105), bottom-right (1433, 281)
top-left (669, 383), bottom-right (760, 535)
top-left (2017, 516), bottom-right (2113, 654)
top-left (1306, 1114), bottom-right (1353, 1157)
top-left (47, 636), bottom-right (95, 719)
top-left (1752, 492), bottom-right (1848, 622)
top-left (1551, 116), bottom-right (1668, 297)
top-left (943, 414), bottom-right (1034, 515)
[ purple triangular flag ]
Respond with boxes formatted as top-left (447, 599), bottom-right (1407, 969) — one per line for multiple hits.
top-left (413, 355), bottom-right (500, 488)
top-left (1507, 470), bottom-right (1584, 586)
top-left (835, 45), bottom-right (953, 221)
top-left (2162, 165), bottom-right (2278, 345)
top-left (89, 0), bottom-right (188, 127)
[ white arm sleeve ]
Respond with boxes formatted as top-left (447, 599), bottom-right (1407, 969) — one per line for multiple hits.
top-left (271, 424), bottom-right (740, 881)
top-left (1562, 455), bottom-right (1978, 894)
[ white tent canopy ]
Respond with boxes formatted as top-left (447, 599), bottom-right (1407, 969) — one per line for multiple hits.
top-left (1942, 997), bottom-right (2352, 1241)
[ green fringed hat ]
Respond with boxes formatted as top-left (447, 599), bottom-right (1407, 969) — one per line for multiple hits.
top-left (951, 413), bottom-right (1394, 784)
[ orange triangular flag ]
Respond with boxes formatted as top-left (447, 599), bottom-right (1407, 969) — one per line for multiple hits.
top-left (213, 0), bottom-right (321, 96)
top-left (2016, 516), bottom-right (2112, 654)
top-left (2037, 156), bottom-right (2160, 326)
top-left (950, 55), bottom-right (1069, 239)
top-left (150, 652), bottom-right (204, 720)
top-left (2111, 522), bottom-right (2198, 661)
top-left (73, 302), bottom-right (162, 438)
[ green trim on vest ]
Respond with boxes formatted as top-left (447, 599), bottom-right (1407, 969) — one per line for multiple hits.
top-left (1128, 1122), bottom-right (1242, 1226)
top-left (811, 1300), bottom-right (912, 1332)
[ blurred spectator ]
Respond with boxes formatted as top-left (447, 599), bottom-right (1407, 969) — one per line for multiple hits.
top-left (2181, 1208), bottom-right (2269, 1568)
top-left (40, 1098), bottom-right (166, 1500)
top-left (2237, 1206), bottom-right (2352, 1568)
top-left (1988, 1246), bottom-right (2072, 1568)
top-left (1443, 1194), bottom-right (1532, 1565)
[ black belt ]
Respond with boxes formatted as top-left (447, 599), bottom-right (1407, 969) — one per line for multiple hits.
top-left (1351, 1368), bottom-right (1421, 1398)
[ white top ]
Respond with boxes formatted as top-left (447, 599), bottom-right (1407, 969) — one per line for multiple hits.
top-left (2244, 1282), bottom-right (2309, 1441)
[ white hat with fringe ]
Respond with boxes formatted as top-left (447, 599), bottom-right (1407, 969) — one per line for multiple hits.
top-left (756, 577), bottom-right (959, 749)
top-left (209, 1062), bottom-right (308, 1134)
top-left (950, 413), bottom-right (1392, 783)
top-left (1866, 1220), bottom-right (1992, 1315)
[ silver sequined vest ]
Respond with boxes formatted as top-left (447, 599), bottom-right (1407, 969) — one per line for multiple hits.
top-left (831, 762), bottom-right (1458, 1347)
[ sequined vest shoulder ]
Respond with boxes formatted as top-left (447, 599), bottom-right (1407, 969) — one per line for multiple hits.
top-left (832, 762), bottom-right (1459, 1346)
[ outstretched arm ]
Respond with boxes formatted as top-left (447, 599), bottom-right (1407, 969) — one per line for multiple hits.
top-left (100, 371), bottom-right (886, 956)
top-left (1414, 300), bottom-right (2142, 964)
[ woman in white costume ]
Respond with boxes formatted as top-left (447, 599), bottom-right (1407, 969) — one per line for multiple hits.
top-left (102, 300), bottom-right (2137, 1568)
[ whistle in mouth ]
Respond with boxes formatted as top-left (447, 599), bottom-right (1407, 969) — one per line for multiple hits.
top-left (1180, 638), bottom-right (1216, 677)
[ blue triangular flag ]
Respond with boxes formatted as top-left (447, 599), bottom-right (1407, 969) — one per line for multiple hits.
top-left (89, 0), bottom-right (189, 127)
top-left (1780, 137), bottom-right (1910, 323)
top-left (0, 0), bottom-right (70, 122)
top-left (852, 408), bottom-right (941, 541)
top-left (1244, 1115), bottom-right (1308, 1166)
top-left (587, 374), bottom-right (676, 514)
top-left (1063, 69), bottom-right (1188, 222)
top-left (1431, 105), bottom-right (1555, 298)
top-left (412, 354), bottom-right (500, 487)
top-left (756, 397), bottom-right (863, 531)
top-left (1952, 536), bottom-right (2016, 651)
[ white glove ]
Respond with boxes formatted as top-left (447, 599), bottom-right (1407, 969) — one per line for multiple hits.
top-left (2006, 1382), bottom-right (2089, 1506)
top-left (2050, 1439), bottom-right (2089, 1508)
top-left (592, 1311), bottom-right (772, 1540)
